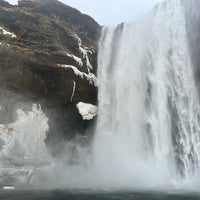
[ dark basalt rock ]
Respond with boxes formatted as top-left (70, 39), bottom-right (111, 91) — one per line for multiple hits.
top-left (0, 0), bottom-right (12, 7)
top-left (0, 0), bottom-right (100, 155)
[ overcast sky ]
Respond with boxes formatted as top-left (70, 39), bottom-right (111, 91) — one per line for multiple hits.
top-left (7, 0), bottom-right (163, 25)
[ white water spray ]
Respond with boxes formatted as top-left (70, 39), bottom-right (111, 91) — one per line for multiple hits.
top-left (0, 104), bottom-right (50, 184)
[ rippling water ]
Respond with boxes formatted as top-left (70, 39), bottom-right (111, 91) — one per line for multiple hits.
top-left (0, 189), bottom-right (200, 200)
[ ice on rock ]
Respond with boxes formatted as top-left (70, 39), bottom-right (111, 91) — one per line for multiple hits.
top-left (0, 27), bottom-right (16, 38)
top-left (58, 64), bottom-right (97, 86)
top-left (76, 102), bottom-right (98, 120)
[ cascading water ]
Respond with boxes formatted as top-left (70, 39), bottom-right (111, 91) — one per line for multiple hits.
top-left (95, 0), bottom-right (200, 186)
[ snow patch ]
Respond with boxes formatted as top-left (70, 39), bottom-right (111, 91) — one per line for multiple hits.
top-left (67, 53), bottom-right (83, 67)
top-left (76, 102), bottom-right (98, 120)
top-left (3, 186), bottom-right (15, 190)
top-left (58, 64), bottom-right (97, 86)
top-left (74, 34), bottom-right (94, 72)
top-left (0, 27), bottom-right (16, 38)
top-left (0, 42), bottom-right (10, 46)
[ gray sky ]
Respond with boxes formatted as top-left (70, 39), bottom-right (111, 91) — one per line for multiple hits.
top-left (6, 0), bottom-right (163, 25)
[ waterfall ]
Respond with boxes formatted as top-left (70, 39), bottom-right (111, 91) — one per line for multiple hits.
top-left (95, 0), bottom-right (200, 185)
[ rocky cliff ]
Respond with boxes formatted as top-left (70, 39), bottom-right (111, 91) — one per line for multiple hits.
top-left (0, 0), bottom-right (100, 155)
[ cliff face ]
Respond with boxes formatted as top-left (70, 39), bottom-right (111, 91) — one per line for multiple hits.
top-left (0, 0), bottom-right (100, 104)
top-left (0, 0), bottom-right (100, 155)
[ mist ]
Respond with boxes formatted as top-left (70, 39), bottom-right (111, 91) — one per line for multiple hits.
top-left (1, 0), bottom-right (200, 197)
